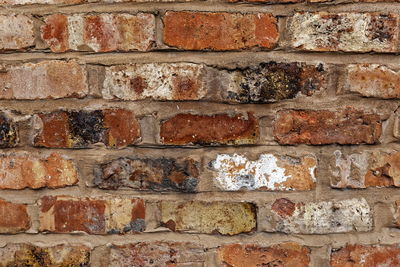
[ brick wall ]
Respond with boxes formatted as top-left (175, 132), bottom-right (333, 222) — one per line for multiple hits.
top-left (0, 0), bottom-right (400, 266)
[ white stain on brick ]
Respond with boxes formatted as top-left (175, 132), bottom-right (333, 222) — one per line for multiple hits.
top-left (210, 154), bottom-right (317, 191)
top-left (270, 198), bottom-right (372, 234)
top-left (332, 150), bottom-right (369, 188)
top-left (67, 15), bottom-right (84, 51)
top-left (103, 63), bottom-right (207, 100)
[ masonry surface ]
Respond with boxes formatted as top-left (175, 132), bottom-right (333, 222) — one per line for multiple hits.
top-left (0, 0), bottom-right (400, 266)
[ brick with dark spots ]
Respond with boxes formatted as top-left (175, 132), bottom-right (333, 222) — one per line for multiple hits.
top-left (33, 109), bottom-right (140, 148)
top-left (160, 112), bottom-right (259, 145)
top-left (273, 108), bottom-right (382, 145)
top-left (0, 113), bottom-right (18, 148)
top-left (0, 244), bottom-right (90, 267)
top-left (227, 62), bottom-right (327, 103)
top-left (94, 157), bottom-right (199, 192)
top-left (39, 196), bottom-right (145, 234)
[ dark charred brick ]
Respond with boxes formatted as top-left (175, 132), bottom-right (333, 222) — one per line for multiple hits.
top-left (160, 113), bottom-right (259, 145)
top-left (228, 62), bottom-right (326, 103)
top-left (94, 157), bottom-right (199, 192)
top-left (273, 108), bottom-right (382, 145)
top-left (34, 109), bottom-right (140, 148)
top-left (0, 113), bottom-right (18, 148)
top-left (69, 110), bottom-right (104, 146)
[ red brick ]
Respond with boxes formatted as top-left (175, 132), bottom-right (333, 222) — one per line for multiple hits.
top-left (0, 153), bottom-right (78, 190)
top-left (163, 11), bottom-right (278, 50)
top-left (0, 14), bottom-right (34, 50)
top-left (344, 64), bottom-right (400, 99)
top-left (218, 243), bottom-right (310, 267)
top-left (34, 109), bottom-right (140, 148)
top-left (39, 196), bottom-right (145, 234)
top-left (0, 61), bottom-right (88, 100)
top-left (0, 199), bottom-right (30, 233)
top-left (273, 108), bottom-right (382, 145)
top-left (331, 244), bottom-right (400, 266)
top-left (0, 244), bottom-right (90, 266)
top-left (41, 13), bottom-right (155, 52)
top-left (160, 113), bottom-right (259, 145)
top-left (109, 242), bottom-right (207, 266)
top-left (289, 12), bottom-right (399, 52)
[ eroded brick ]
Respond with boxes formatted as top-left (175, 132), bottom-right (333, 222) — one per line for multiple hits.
top-left (330, 150), bottom-right (400, 188)
top-left (209, 153), bottom-right (317, 191)
top-left (331, 244), bottom-right (400, 267)
top-left (103, 63), bottom-right (208, 101)
top-left (0, 61), bottom-right (88, 100)
top-left (289, 12), bottom-right (400, 52)
top-left (0, 113), bottom-right (18, 148)
top-left (94, 157), bottom-right (199, 192)
top-left (345, 64), bottom-right (400, 99)
top-left (39, 196), bottom-right (145, 234)
top-left (160, 113), bottom-right (259, 145)
top-left (0, 14), bottom-right (34, 50)
top-left (0, 0), bottom-right (84, 4)
top-left (266, 198), bottom-right (372, 234)
top-left (33, 109), bottom-right (140, 148)
top-left (229, 0), bottom-right (302, 2)
top-left (109, 242), bottom-right (207, 266)
top-left (218, 243), bottom-right (310, 267)
top-left (273, 108), bottom-right (382, 145)
top-left (161, 201), bottom-right (256, 235)
top-left (41, 13), bottom-right (155, 52)
top-left (0, 244), bottom-right (90, 266)
top-left (163, 11), bottom-right (278, 50)
top-left (226, 62), bottom-right (327, 103)
top-left (0, 153), bottom-right (78, 190)
top-left (0, 199), bottom-right (30, 233)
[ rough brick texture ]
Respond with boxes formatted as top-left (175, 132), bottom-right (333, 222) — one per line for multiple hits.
top-left (39, 196), bottom-right (145, 234)
top-left (0, 153), bottom-right (78, 189)
top-left (163, 12), bottom-right (279, 50)
top-left (41, 13), bottom-right (155, 52)
top-left (0, 200), bottom-right (30, 233)
top-left (0, 61), bottom-right (88, 100)
top-left (2, 0), bottom-right (400, 265)
top-left (34, 109), bottom-right (140, 148)
top-left (273, 108), bottom-right (382, 145)
top-left (161, 201), bottom-right (256, 235)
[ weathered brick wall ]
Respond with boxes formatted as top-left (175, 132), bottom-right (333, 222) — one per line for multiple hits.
top-left (0, 0), bottom-right (400, 265)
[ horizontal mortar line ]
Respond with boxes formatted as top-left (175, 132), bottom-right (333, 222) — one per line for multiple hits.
top-left (0, 1), bottom-right (400, 15)
top-left (0, 50), bottom-right (400, 65)
top-left (1, 230), bottom-right (400, 247)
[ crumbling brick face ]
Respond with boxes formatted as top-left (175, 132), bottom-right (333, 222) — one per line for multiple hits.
top-left (0, 0), bottom-right (399, 266)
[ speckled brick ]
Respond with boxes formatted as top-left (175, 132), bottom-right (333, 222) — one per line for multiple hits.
top-left (266, 198), bottom-right (372, 234)
top-left (289, 12), bottom-right (400, 52)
